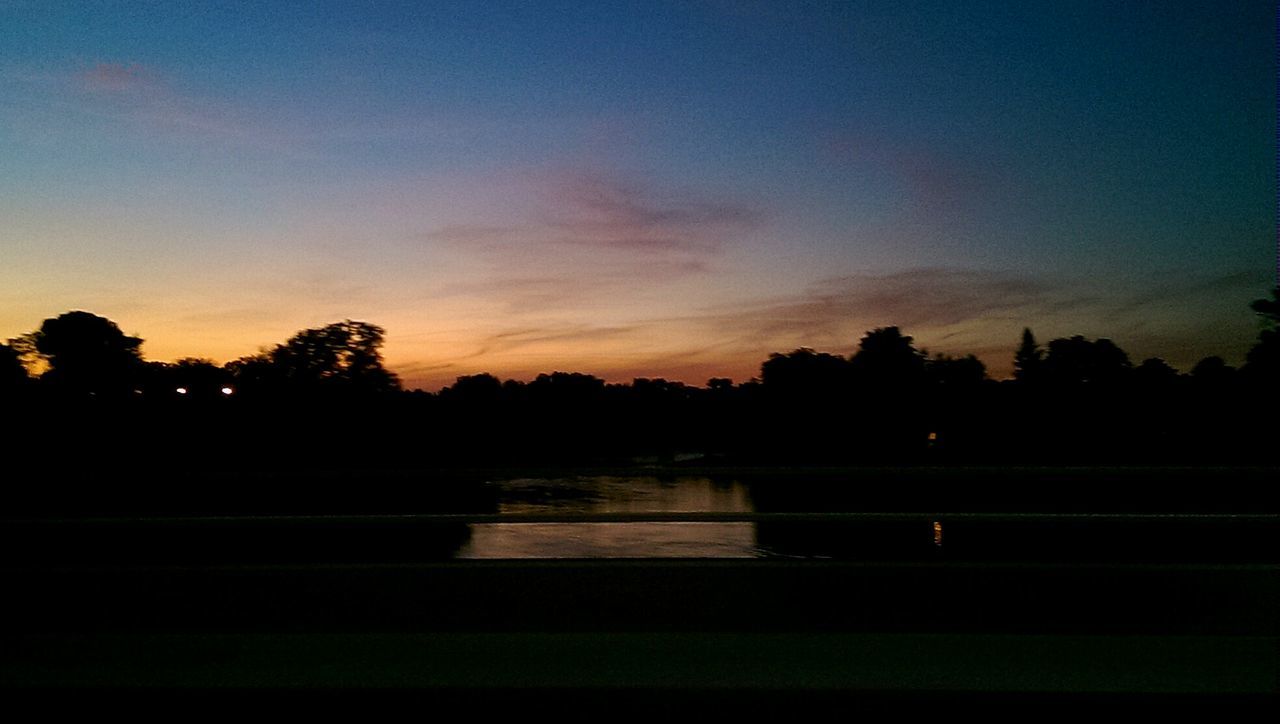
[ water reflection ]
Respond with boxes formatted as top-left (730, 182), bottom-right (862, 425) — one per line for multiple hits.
top-left (462, 476), bottom-right (759, 558)
top-left (462, 477), bottom-right (944, 559)
top-left (443, 475), bottom-right (1279, 562)
top-left (490, 476), bottom-right (753, 515)
top-left (457, 522), bottom-right (758, 559)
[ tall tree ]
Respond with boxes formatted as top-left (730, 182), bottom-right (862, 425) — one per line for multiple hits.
top-left (1012, 328), bottom-right (1043, 383)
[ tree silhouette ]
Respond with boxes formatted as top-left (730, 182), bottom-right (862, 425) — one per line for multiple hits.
top-left (1250, 286), bottom-right (1280, 324)
top-left (1190, 355), bottom-right (1235, 385)
top-left (29, 311), bottom-right (143, 397)
top-left (440, 373), bottom-right (503, 404)
top-left (232, 320), bottom-right (401, 395)
top-left (926, 353), bottom-right (987, 387)
top-left (0, 343), bottom-right (29, 394)
top-left (6, 295), bottom-right (1277, 466)
top-left (1242, 286), bottom-right (1280, 382)
top-left (224, 352), bottom-right (282, 396)
top-left (1043, 335), bottom-right (1132, 386)
top-left (849, 327), bottom-right (925, 386)
top-left (1133, 357), bottom-right (1179, 386)
top-left (527, 371), bottom-right (605, 404)
top-left (144, 358), bottom-right (232, 399)
top-left (1012, 328), bottom-right (1043, 383)
top-left (760, 348), bottom-right (850, 396)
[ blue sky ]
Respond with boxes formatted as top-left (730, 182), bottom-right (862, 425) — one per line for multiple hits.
top-left (2, 1), bottom-right (1274, 388)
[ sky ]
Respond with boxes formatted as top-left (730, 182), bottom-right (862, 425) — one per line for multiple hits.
top-left (1, 0), bottom-right (1275, 389)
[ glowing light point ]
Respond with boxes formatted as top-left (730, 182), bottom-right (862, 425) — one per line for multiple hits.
top-left (933, 521), bottom-right (943, 547)
top-left (175, 387), bottom-right (187, 395)
top-left (221, 387), bottom-right (234, 395)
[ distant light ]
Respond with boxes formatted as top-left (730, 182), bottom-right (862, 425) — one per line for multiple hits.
top-left (134, 389), bottom-right (143, 395)
top-left (220, 387), bottom-right (234, 396)
top-left (175, 387), bottom-right (187, 395)
top-left (933, 521), bottom-right (943, 547)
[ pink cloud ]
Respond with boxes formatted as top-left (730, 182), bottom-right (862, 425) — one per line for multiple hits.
top-left (60, 61), bottom-right (308, 153)
top-left (77, 61), bottom-right (157, 93)
top-left (422, 170), bottom-right (761, 311)
top-left (543, 172), bottom-right (764, 254)
top-left (823, 131), bottom-right (999, 212)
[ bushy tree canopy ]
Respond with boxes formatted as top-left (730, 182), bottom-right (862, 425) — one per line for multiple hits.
top-left (229, 320), bottom-right (400, 395)
top-left (29, 311), bottom-right (143, 396)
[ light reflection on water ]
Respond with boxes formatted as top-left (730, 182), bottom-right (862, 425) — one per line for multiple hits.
top-left (460, 476), bottom-right (762, 558)
top-left (456, 522), bottom-right (761, 559)
top-left (491, 476), bottom-right (754, 515)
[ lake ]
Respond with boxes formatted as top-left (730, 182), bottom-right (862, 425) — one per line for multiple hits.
top-left (6, 470), bottom-right (1277, 564)
top-left (454, 474), bottom-right (1277, 562)
top-left (458, 475), bottom-right (763, 558)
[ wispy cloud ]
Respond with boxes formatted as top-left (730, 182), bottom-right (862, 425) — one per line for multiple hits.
top-left (76, 61), bottom-right (157, 93)
top-left (687, 268), bottom-right (1059, 349)
top-left (426, 170), bottom-right (764, 312)
top-left (823, 130), bottom-right (1005, 214)
top-left (542, 172), bottom-right (764, 254)
top-left (665, 266), bottom-right (1267, 377)
top-left (433, 172), bottom-right (763, 255)
top-left (0, 60), bottom-right (311, 153)
top-left (388, 264), bottom-right (1267, 389)
top-left (483, 324), bottom-right (640, 350)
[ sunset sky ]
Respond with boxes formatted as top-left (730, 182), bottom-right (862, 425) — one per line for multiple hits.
top-left (2, 1), bottom-right (1274, 390)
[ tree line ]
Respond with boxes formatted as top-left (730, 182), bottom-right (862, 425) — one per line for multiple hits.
top-left (2, 288), bottom-right (1277, 467)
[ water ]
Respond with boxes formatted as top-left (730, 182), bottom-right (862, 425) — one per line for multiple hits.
top-left (11, 473), bottom-right (1275, 564)
top-left (456, 475), bottom-right (765, 558)
top-left (449, 474), bottom-right (1279, 562)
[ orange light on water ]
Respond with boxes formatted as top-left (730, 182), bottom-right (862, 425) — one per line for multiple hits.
top-left (933, 521), bottom-right (943, 546)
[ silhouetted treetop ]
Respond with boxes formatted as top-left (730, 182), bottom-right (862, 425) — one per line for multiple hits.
top-left (850, 327), bottom-right (925, 385)
top-left (926, 353), bottom-right (987, 387)
top-left (1013, 328), bottom-right (1043, 383)
top-left (630, 377), bottom-right (692, 400)
top-left (1250, 287), bottom-right (1280, 327)
top-left (1243, 287), bottom-right (1280, 381)
top-left (1134, 357), bottom-right (1180, 386)
top-left (440, 373), bottom-right (503, 404)
top-left (1043, 335), bottom-right (1132, 386)
top-left (28, 311), bottom-right (143, 397)
top-left (760, 348), bottom-right (850, 394)
top-left (518, 372), bottom-right (606, 407)
top-left (5, 298), bottom-right (1280, 466)
top-left (1190, 355), bottom-right (1235, 385)
top-left (229, 320), bottom-right (400, 395)
top-left (144, 358), bottom-right (231, 399)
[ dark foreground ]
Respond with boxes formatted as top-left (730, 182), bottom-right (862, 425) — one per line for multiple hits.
top-left (2, 468), bottom-right (1277, 710)
top-left (3, 538), bottom-right (1277, 710)
top-left (2, 558), bottom-right (1276, 709)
